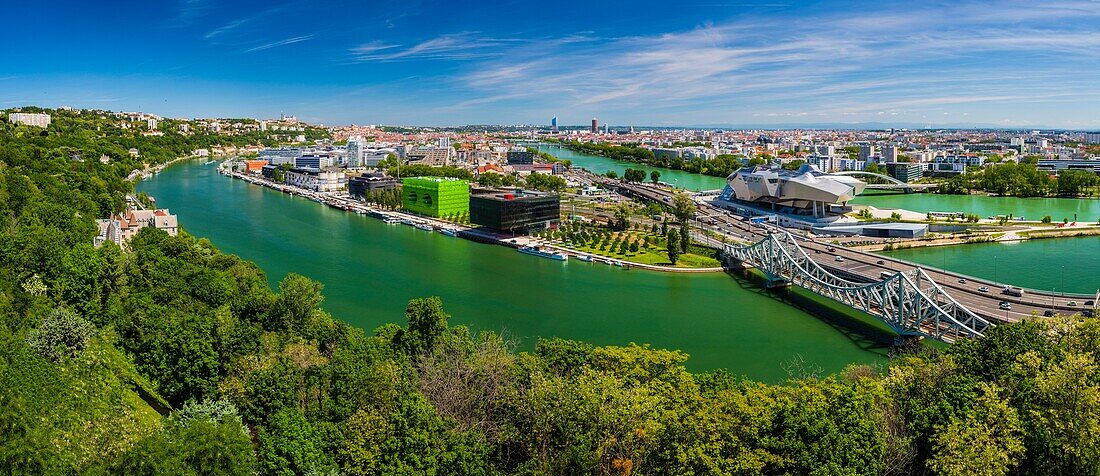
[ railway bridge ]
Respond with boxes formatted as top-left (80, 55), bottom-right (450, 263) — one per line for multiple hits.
top-left (724, 230), bottom-right (993, 343)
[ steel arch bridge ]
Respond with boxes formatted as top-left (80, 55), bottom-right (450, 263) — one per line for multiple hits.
top-left (724, 231), bottom-right (992, 343)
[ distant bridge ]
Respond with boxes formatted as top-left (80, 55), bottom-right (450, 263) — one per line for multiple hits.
top-left (724, 230), bottom-right (992, 343)
top-left (832, 171), bottom-right (939, 192)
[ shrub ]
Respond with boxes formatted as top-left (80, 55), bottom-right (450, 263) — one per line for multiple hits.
top-left (26, 308), bottom-right (96, 362)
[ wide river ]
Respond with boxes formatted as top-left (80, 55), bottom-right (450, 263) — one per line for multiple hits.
top-left (532, 143), bottom-right (729, 191)
top-left (883, 238), bottom-right (1100, 295)
top-left (139, 160), bottom-right (891, 381)
top-left (539, 143), bottom-right (1100, 294)
top-left (535, 142), bottom-right (1100, 223)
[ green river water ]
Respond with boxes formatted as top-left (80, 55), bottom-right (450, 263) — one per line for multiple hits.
top-left (138, 160), bottom-right (890, 381)
top-left (534, 142), bottom-right (1100, 222)
top-left (852, 190), bottom-right (1100, 223)
top-left (533, 143), bottom-right (729, 191)
top-left (539, 144), bottom-right (1100, 295)
top-left (883, 238), bottom-right (1100, 295)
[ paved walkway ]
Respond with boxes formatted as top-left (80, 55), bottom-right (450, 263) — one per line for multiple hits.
top-left (540, 242), bottom-right (724, 273)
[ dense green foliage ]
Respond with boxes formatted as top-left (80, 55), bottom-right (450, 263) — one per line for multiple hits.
top-left (564, 141), bottom-right (745, 178)
top-left (385, 163), bottom-right (474, 180)
top-left (938, 162), bottom-right (1099, 197)
top-left (523, 172), bottom-right (567, 192)
top-left (2, 110), bottom-right (1099, 474)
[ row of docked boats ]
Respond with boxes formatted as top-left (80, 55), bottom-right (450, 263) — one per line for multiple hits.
top-left (523, 246), bottom-right (627, 267)
top-left (221, 169), bottom-right (471, 241)
top-left (518, 246), bottom-right (569, 261)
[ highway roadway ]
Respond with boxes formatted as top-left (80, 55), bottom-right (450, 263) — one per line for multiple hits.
top-left (608, 180), bottom-right (1097, 324)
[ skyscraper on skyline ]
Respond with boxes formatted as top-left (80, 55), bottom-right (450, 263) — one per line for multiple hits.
top-left (591, 118), bottom-right (599, 133)
top-left (551, 116), bottom-right (557, 134)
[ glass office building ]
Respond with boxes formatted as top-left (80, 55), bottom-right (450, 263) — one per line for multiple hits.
top-left (470, 190), bottom-right (560, 233)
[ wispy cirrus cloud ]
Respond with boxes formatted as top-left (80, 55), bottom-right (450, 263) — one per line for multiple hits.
top-left (171, 0), bottom-right (211, 26)
top-left (243, 35), bottom-right (315, 53)
top-left (203, 3), bottom-right (295, 42)
top-left (420, 0), bottom-right (1100, 125)
top-left (349, 32), bottom-right (530, 62)
top-left (205, 18), bottom-right (249, 39)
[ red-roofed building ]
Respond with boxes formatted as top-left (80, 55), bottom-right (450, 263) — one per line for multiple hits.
top-left (477, 164), bottom-right (506, 175)
top-left (94, 208), bottom-right (179, 248)
top-left (244, 159), bottom-right (269, 173)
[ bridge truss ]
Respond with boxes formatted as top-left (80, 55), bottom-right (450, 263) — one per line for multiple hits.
top-left (724, 231), bottom-right (992, 343)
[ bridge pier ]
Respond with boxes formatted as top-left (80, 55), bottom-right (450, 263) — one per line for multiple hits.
top-left (724, 256), bottom-right (751, 270)
top-left (764, 277), bottom-right (790, 289)
top-left (893, 334), bottom-right (924, 349)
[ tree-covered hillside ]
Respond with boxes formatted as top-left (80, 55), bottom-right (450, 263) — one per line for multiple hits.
top-left (2, 110), bottom-right (1099, 475)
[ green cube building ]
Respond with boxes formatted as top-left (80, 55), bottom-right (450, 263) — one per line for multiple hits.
top-left (402, 177), bottom-right (470, 217)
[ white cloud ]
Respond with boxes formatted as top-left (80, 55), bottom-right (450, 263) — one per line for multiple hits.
top-left (349, 33), bottom-right (527, 62)
top-left (403, 0), bottom-right (1100, 125)
top-left (244, 35), bottom-right (315, 53)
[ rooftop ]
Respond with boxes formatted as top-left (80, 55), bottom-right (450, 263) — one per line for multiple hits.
top-left (473, 189), bottom-right (556, 201)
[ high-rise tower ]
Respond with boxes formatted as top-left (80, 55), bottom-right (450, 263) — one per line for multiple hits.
top-left (591, 118), bottom-right (599, 133)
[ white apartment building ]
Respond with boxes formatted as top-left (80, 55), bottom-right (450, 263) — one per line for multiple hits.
top-left (259, 147), bottom-right (303, 165)
top-left (8, 112), bottom-right (51, 127)
top-left (805, 153), bottom-right (845, 172)
top-left (346, 138), bottom-right (365, 167)
top-left (838, 158), bottom-right (867, 171)
top-left (928, 155), bottom-right (985, 175)
top-left (347, 140), bottom-right (395, 168)
top-left (285, 168), bottom-right (344, 192)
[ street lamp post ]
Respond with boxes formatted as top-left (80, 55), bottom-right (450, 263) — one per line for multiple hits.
top-left (993, 254), bottom-right (997, 287)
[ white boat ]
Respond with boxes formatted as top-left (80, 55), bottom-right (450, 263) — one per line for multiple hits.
top-left (577, 254), bottom-right (593, 262)
top-left (383, 217), bottom-right (401, 225)
top-left (518, 246), bottom-right (568, 261)
top-left (414, 223), bottom-right (434, 231)
top-left (440, 228), bottom-right (458, 237)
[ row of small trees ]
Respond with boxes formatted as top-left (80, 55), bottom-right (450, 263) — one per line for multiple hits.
top-left (546, 192), bottom-right (698, 265)
top-left (939, 162), bottom-right (1100, 197)
top-left (622, 168), bottom-right (660, 184)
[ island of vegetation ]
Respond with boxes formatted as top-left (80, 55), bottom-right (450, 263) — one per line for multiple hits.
top-left (2, 109), bottom-right (1099, 475)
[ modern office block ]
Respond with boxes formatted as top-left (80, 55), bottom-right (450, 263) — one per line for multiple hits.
top-left (470, 190), bottom-right (560, 232)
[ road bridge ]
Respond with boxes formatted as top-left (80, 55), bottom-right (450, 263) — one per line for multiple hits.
top-left (608, 180), bottom-right (1097, 325)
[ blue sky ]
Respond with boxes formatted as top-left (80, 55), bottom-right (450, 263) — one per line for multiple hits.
top-left (2, 0), bottom-right (1098, 128)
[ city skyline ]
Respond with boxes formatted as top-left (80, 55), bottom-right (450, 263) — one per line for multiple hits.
top-left (3, 0), bottom-right (1099, 128)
